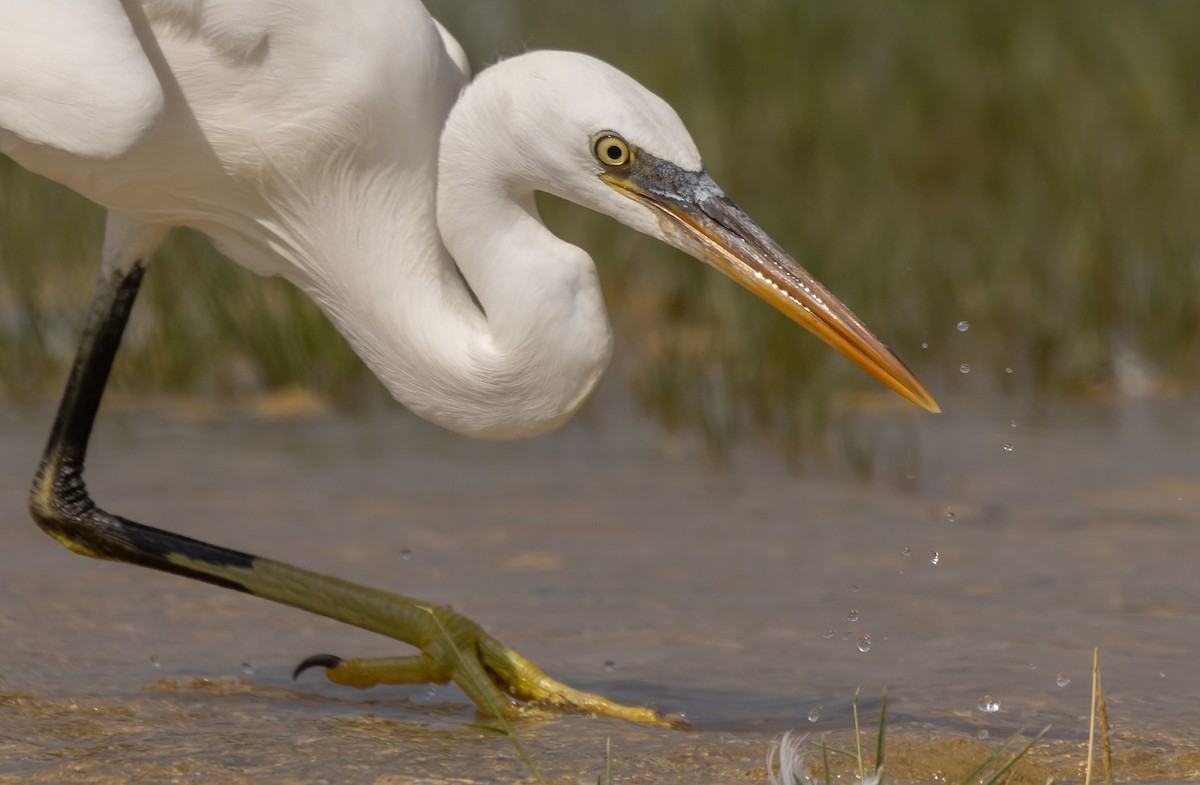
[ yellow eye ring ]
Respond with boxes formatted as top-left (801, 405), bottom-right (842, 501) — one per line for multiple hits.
top-left (593, 134), bottom-right (631, 167)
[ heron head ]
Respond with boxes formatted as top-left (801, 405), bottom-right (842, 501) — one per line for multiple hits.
top-left (450, 51), bottom-right (938, 414)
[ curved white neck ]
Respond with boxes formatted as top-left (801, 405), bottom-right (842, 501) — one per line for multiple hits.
top-left (287, 108), bottom-right (612, 441)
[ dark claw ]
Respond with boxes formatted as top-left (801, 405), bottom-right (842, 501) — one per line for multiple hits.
top-left (293, 653), bottom-right (343, 680)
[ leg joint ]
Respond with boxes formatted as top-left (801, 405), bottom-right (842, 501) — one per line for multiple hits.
top-left (28, 455), bottom-right (107, 558)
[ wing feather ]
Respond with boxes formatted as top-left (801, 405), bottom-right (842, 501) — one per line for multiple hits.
top-left (0, 0), bottom-right (164, 159)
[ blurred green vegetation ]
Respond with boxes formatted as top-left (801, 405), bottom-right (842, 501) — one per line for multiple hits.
top-left (2, 2), bottom-right (1199, 450)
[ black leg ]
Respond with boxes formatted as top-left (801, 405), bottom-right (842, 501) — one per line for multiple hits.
top-left (29, 262), bottom-right (255, 589)
top-left (26, 261), bottom-right (678, 726)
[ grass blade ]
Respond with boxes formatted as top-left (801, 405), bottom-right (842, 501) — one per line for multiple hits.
top-left (1097, 654), bottom-right (1113, 785)
top-left (597, 736), bottom-right (612, 785)
top-left (428, 611), bottom-right (547, 785)
top-left (958, 728), bottom-right (1021, 785)
top-left (978, 725), bottom-right (1051, 785)
top-left (1086, 647), bottom-right (1099, 785)
top-left (874, 687), bottom-right (888, 777)
top-left (852, 686), bottom-right (865, 783)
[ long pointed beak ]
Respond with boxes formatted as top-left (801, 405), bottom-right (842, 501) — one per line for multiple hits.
top-left (603, 159), bottom-right (939, 414)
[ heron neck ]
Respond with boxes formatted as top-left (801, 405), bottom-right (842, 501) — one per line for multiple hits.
top-left (432, 161), bottom-right (614, 438)
top-left (286, 156), bottom-right (611, 442)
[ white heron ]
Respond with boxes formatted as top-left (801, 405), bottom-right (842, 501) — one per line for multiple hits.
top-left (3, 0), bottom-right (938, 725)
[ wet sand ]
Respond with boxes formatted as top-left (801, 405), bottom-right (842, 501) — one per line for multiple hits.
top-left (2, 388), bottom-right (1199, 783)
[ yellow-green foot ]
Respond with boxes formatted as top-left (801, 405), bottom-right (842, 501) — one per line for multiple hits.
top-left (293, 604), bottom-right (687, 728)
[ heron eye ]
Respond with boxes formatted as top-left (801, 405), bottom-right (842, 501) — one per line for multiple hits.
top-left (593, 134), bottom-right (631, 167)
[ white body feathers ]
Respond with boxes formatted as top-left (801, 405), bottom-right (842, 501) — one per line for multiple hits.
top-left (0, 0), bottom-right (704, 439)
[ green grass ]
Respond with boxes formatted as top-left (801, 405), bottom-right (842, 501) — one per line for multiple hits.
top-left (766, 651), bottom-right (1120, 785)
top-left (768, 688), bottom-right (1051, 785)
top-left (4, 2), bottom-right (1199, 452)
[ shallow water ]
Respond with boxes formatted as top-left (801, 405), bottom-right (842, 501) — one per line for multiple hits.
top-left (2, 388), bottom-right (1198, 783)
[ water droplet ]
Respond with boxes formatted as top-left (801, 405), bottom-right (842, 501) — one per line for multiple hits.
top-left (857, 635), bottom-right (872, 653)
top-left (808, 707), bottom-right (821, 723)
top-left (1010, 419), bottom-right (1018, 428)
top-left (1003, 443), bottom-right (1013, 452)
top-left (400, 548), bottom-right (413, 561)
top-left (1056, 672), bottom-right (1070, 687)
top-left (148, 654), bottom-right (162, 669)
top-left (850, 584), bottom-right (861, 594)
top-left (241, 661), bottom-right (255, 676)
top-left (902, 546), bottom-right (912, 557)
top-left (846, 609), bottom-right (859, 623)
top-left (921, 342), bottom-right (929, 350)
top-left (928, 550), bottom-right (940, 566)
top-left (603, 660), bottom-right (617, 672)
top-left (423, 685), bottom-right (438, 699)
top-left (821, 629), bottom-right (835, 640)
top-left (977, 729), bottom-right (990, 741)
top-left (945, 510), bottom-right (956, 522)
top-left (1005, 367), bottom-right (1014, 374)
top-left (956, 320), bottom-right (970, 332)
top-left (959, 363), bottom-right (971, 374)
top-left (977, 695), bottom-right (1001, 714)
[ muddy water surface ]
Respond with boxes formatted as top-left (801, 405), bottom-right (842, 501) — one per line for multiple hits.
top-left (2, 390), bottom-right (1198, 783)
